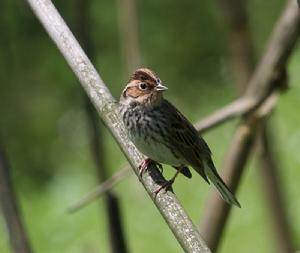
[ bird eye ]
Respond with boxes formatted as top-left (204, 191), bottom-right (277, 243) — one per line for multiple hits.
top-left (139, 83), bottom-right (147, 90)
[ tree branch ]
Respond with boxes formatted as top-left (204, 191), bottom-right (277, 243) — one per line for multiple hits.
top-left (195, 0), bottom-right (299, 134)
top-left (26, 0), bottom-right (211, 252)
top-left (245, 0), bottom-right (300, 99)
top-left (200, 0), bottom-right (300, 251)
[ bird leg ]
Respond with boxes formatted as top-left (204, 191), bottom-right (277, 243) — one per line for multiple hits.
top-left (153, 167), bottom-right (183, 195)
top-left (138, 159), bottom-right (163, 177)
top-left (138, 158), bottom-right (152, 177)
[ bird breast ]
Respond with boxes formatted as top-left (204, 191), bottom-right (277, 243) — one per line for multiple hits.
top-left (120, 104), bottom-right (185, 166)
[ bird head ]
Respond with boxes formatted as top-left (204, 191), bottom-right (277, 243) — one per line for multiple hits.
top-left (121, 68), bottom-right (168, 107)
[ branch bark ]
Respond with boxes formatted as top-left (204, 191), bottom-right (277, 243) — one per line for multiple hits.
top-left (26, 0), bottom-right (210, 252)
top-left (0, 145), bottom-right (32, 253)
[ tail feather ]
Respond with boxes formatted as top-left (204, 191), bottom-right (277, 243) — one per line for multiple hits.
top-left (204, 160), bottom-right (241, 208)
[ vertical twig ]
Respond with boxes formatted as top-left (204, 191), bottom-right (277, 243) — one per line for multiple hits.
top-left (258, 126), bottom-right (294, 253)
top-left (84, 99), bottom-right (129, 253)
top-left (75, 1), bottom-right (128, 252)
top-left (117, 0), bottom-right (141, 75)
top-left (0, 144), bottom-right (32, 253)
top-left (217, 0), bottom-right (255, 92)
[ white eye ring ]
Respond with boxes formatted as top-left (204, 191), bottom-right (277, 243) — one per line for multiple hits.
top-left (139, 83), bottom-right (147, 90)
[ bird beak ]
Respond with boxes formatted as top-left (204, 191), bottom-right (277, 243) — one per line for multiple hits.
top-left (155, 83), bottom-right (168, 92)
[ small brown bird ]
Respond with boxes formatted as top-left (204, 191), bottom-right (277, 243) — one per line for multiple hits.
top-left (119, 68), bottom-right (240, 207)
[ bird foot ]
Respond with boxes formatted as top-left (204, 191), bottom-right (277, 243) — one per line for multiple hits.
top-left (138, 159), bottom-right (163, 177)
top-left (138, 158), bottom-right (152, 177)
top-left (153, 179), bottom-right (174, 196)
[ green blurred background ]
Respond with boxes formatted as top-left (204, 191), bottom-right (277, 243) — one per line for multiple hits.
top-left (0, 0), bottom-right (299, 252)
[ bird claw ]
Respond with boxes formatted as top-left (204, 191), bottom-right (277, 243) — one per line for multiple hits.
top-left (153, 179), bottom-right (174, 196)
top-left (138, 158), bottom-right (152, 177)
top-left (138, 159), bottom-right (163, 178)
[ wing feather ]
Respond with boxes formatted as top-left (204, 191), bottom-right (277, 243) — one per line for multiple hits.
top-left (160, 100), bottom-right (211, 182)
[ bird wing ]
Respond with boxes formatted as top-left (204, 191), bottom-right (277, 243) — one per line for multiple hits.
top-left (161, 100), bottom-right (211, 182)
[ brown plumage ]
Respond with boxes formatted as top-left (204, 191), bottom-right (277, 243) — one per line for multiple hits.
top-left (119, 68), bottom-right (240, 207)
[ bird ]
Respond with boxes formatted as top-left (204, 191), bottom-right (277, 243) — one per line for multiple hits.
top-left (119, 68), bottom-right (240, 207)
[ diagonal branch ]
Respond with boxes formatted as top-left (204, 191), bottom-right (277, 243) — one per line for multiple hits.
top-left (25, 0), bottom-right (211, 252)
top-left (194, 96), bottom-right (256, 133)
top-left (68, 166), bottom-right (131, 213)
top-left (195, 0), bottom-right (299, 134)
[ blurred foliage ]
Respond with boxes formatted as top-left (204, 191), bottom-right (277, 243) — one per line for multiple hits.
top-left (0, 0), bottom-right (299, 252)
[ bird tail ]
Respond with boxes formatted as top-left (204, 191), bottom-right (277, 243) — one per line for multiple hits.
top-left (204, 159), bottom-right (241, 208)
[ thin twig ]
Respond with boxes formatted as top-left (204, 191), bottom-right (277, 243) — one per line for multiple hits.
top-left (26, 1), bottom-right (211, 252)
top-left (194, 96), bottom-right (256, 133)
top-left (68, 166), bottom-right (131, 213)
top-left (216, 0), bottom-right (255, 92)
top-left (0, 145), bottom-right (32, 253)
